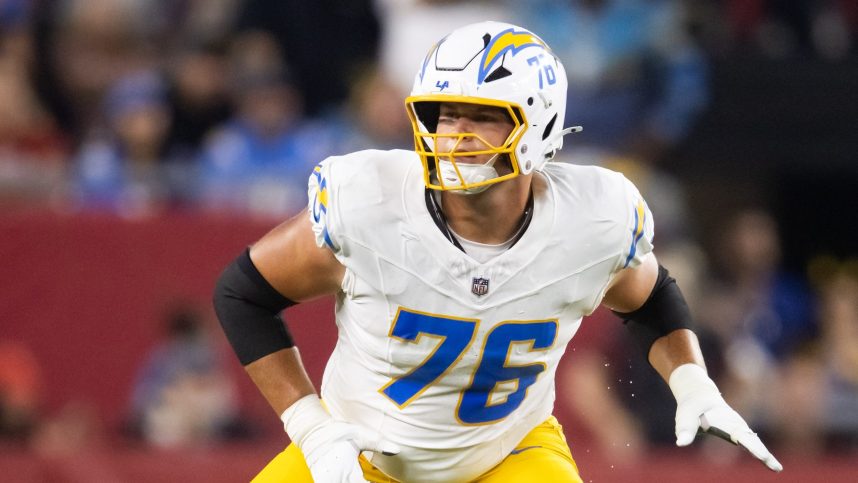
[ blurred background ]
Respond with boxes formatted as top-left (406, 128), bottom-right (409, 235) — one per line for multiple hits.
top-left (1, 0), bottom-right (857, 481)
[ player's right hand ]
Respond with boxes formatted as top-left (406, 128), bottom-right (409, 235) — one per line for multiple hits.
top-left (281, 394), bottom-right (401, 483)
top-left (669, 363), bottom-right (783, 472)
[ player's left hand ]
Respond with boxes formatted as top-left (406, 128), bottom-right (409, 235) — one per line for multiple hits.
top-left (669, 363), bottom-right (783, 472)
top-left (281, 394), bottom-right (401, 483)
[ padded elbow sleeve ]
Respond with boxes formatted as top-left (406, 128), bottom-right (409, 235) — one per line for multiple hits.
top-left (213, 248), bottom-right (296, 365)
top-left (613, 265), bottom-right (694, 356)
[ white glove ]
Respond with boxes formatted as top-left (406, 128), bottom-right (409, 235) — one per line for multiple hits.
top-left (281, 395), bottom-right (401, 483)
top-left (669, 363), bottom-right (783, 472)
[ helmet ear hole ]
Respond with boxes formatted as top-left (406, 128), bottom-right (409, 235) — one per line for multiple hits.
top-left (527, 97), bottom-right (534, 106)
top-left (541, 113), bottom-right (558, 141)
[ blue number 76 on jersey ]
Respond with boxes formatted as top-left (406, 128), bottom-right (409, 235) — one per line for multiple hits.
top-left (379, 307), bottom-right (558, 425)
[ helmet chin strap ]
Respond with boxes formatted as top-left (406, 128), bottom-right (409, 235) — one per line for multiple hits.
top-left (438, 153), bottom-right (502, 195)
top-left (437, 125), bottom-right (582, 193)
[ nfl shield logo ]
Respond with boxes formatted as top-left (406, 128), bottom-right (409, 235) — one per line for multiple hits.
top-left (472, 277), bottom-right (489, 296)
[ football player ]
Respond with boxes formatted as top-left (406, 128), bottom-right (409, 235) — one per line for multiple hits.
top-left (213, 21), bottom-right (782, 483)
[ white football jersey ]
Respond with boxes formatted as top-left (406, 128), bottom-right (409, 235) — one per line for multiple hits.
top-left (307, 149), bottom-right (654, 482)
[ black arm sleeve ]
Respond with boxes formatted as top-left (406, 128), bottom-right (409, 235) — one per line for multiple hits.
top-left (213, 248), bottom-right (297, 365)
top-left (612, 265), bottom-right (694, 357)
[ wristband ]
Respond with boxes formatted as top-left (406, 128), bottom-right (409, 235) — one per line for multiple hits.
top-left (280, 394), bottom-right (330, 445)
top-left (668, 363), bottom-right (719, 402)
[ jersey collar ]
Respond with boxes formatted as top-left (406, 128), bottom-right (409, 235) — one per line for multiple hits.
top-left (423, 188), bottom-right (534, 254)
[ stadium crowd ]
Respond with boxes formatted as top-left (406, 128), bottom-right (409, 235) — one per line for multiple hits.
top-left (2, 0), bottom-right (857, 472)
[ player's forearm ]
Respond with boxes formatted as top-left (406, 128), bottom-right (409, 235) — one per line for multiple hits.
top-left (648, 328), bottom-right (706, 382)
top-left (245, 347), bottom-right (317, 416)
top-left (212, 245), bottom-right (322, 416)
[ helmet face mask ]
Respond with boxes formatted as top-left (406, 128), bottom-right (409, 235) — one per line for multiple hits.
top-left (406, 21), bottom-right (570, 192)
top-left (406, 96), bottom-right (526, 192)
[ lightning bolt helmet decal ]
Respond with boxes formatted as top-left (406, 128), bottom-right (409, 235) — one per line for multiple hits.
top-left (477, 28), bottom-right (547, 84)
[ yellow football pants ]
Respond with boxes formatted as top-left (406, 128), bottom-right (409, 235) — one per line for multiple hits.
top-left (253, 416), bottom-right (583, 482)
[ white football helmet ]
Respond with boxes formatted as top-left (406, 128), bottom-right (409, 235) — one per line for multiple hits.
top-left (406, 21), bottom-right (578, 192)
